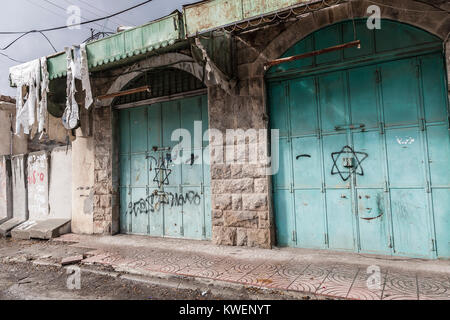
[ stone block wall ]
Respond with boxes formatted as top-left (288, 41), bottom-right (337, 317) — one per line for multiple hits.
top-left (92, 106), bottom-right (116, 234)
top-left (208, 78), bottom-right (274, 248)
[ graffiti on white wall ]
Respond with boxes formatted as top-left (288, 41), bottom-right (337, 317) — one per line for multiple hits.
top-left (27, 152), bottom-right (49, 219)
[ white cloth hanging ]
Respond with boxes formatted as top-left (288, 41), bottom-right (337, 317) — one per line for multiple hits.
top-left (62, 47), bottom-right (80, 130)
top-left (39, 56), bottom-right (49, 133)
top-left (9, 59), bottom-right (45, 135)
top-left (79, 43), bottom-right (93, 109)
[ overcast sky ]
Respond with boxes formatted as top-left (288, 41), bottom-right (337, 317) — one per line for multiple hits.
top-left (0, 0), bottom-right (192, 96)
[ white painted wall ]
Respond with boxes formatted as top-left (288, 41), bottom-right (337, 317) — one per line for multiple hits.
top-left (11, 154), bottom-right (27, 221)
top-left (49, 146), bottom-right (72, 220)
top-left (0, 156), bottom-right (12, 221)
top-left (27, 151), bottom-right (49, 220)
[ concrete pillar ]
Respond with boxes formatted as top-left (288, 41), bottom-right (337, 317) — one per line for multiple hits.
top-left (0, 102), bottom-right (27, 156)
top-left (0, 156), bottom-right (12, 224)
top-left (49, 146), bottom-right (72, 220)
top-left (71, 136), bottom-right (95, 234)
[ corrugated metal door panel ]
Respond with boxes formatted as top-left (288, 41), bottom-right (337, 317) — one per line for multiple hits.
top-left (353, 131), bottom-right (391, 255)
top-left (294, 190), bottom-right (326, 249)
top-left (273, 138), bottom-right (292, 190)
top-left (380, 59), bottom-right (420, 126)
top-left (318, 72), bottom-right (348, 134)
top-left (288, 77), bottom-right (318, 136)
top-left (356, 189), bottom-right (390, 254)
top-left (269, 21), bottom-right (448, 259)
top-left (182, 186), bottom-right (203, 239)
top-left (163, 186), bottom-right (182, 237)
top-left (273, 190), bottom-right (295, 247)
top-left (348, 65), bottom-right (379, 130)
top-left (292, 136), bottom-right (321, 189)
top-left (322, 134), bottom-right (355, 251)
top-left (129, 107), bottom-right (150, 235)
top-left (420, 53), bottom-right (450, 259)
top-left (119, 94), bottom-right (211, 240)
top-left (314, 24), bottom-right (342, 66)
top-left (432, 190), bottom-right (450, 258)
top-left (180, 96), bottom-right (206, 240)
top-left (421, 54), bottom-right (448, 123)
top-left (119, 183), bottom-right (130, 233)
top-left (119, 109), bottom-right (131, 233)
top-left (390, 189), bottom-right (430, 257)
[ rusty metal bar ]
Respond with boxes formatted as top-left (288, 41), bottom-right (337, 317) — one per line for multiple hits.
top-left (96, 85), bottom-right (151, 100)
top-left (264, 40), bottom-right (361, 69)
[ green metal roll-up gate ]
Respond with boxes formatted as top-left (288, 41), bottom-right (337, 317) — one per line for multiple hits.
top-left (267, 20), bottom-right (449, 259)
top-left (119, 94), bottom-right (211, 240)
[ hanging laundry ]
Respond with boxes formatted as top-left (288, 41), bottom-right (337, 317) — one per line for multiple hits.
top-left (9, 59), bottom-right (45, 135)
top-left (62, 47), bottom-right (80, 130)
top-left (79, 43), bottom-right (93, 109)
top-left (39, 57), bottom-right (49, 133)
top-left (62, 44), bottom-right (94, 130)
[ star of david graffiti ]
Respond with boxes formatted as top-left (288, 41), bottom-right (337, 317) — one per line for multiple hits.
top-left (153, 163), bottom-right (172, 188)
top-left (147, 153), bottom-right (172, 188)
top-left (331, 146), bottom-right (368, 182)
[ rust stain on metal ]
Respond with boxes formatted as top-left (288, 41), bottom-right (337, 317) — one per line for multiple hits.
top-left (97, 86), bottom-right (151, 101)
top-left (264, 40), bottom-right (361, 69)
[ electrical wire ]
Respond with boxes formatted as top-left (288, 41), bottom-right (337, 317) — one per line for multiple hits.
top-left (61, 0), bottom-right (123, 28)
top-left (0, 0), bottom-right (153, 52)
top-left (0, 0), bottom-right (152, 34)
top-left (42, 0), bottom-right (115, 33)
top-left (75, 0), bottom-right (136, 26)
top-left (0, 52), bottom-right (25, 63)
top-left (38, 31), bottom-right (57, 53)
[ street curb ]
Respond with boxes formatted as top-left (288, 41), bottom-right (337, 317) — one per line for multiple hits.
top-left (108, 265), bottom-right (331, 300)
top-left (1, 256), bottom-right (330, 299)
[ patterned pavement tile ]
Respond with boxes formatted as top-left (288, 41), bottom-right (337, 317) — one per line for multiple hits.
top-left (142, 256), bottom-right (177, 272)
top-left (382, 271), bottom-right (418, 300)
top-left (264, 263), bottom-right (310, 290)
top-left (315, 264), bottom-right (359, 298)
top-left (180, 258), bottom-right (237, 279)
top-left (216, 261), bottom-right (262, 282)
top-left (288, 264), bottom-right (333, 294)
top-left (238, 262), bottom-right (287, 286)
top-left (176, 256), bottom-right (225, 278)
top-left (70, 235), bottom-right (450, 301)
top-left (346, 267), bottom-right (387, 300)
top-left (417, 274), bottom-right (450, 300)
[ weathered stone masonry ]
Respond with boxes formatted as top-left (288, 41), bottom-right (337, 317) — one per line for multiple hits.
top-left (88, 0), bottom-right (450, 248)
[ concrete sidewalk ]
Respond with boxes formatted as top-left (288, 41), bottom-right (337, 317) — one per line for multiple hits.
top-left (46, 233), bottom-right (450, 300)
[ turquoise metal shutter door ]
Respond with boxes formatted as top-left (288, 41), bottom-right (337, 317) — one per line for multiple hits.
top-left (348, 64), bottom-right (392, 255)
top-left (269, 53), bottom-right (448, 259)
top-left (119, 95), bottom-right (211, 240)
top-left (421, 54), bottom-right (450, 258)
top-left (268, 20), bottom-right (449, 259)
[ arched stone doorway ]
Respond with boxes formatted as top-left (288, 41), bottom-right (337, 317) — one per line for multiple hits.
top-left (267, 19), bottom-right (449, 259)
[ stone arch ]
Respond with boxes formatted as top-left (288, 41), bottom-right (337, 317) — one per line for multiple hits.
top-left (248, 0), bottom-right (449, 78)
top-left (98, 52), bottom-right (204, 106)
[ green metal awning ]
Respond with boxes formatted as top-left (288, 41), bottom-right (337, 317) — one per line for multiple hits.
top-left (183, 0), bottom-right (309, 36)
top-left (47, 11), bottom-right (185, 80)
